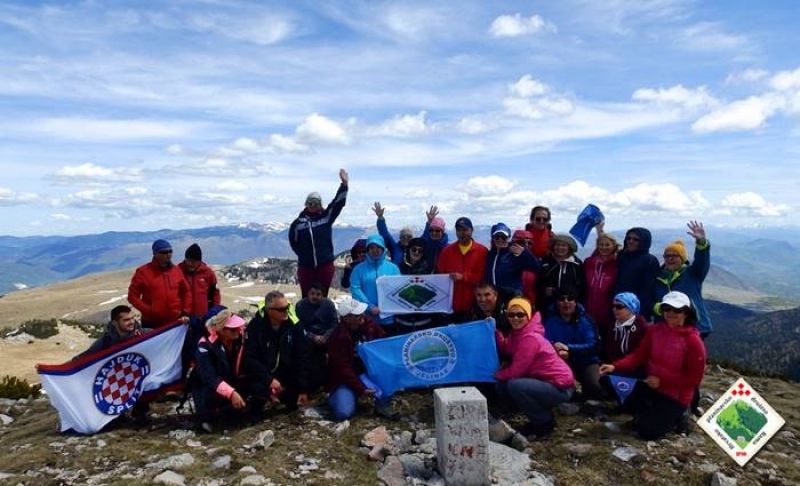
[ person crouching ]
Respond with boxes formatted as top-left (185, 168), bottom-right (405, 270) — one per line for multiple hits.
top-left (191, 310), bottom-right (250, 433)
top-left (494, 297), bottom-right (575, 439)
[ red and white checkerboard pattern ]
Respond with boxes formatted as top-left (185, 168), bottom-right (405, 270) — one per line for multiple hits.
top-left (100, 361), bottom-right (144, 406)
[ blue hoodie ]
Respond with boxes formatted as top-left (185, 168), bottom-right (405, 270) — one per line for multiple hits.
top-left (350, 234), bottom-right (401, 325)
top-left (544, 303), bottom-right (600, 367)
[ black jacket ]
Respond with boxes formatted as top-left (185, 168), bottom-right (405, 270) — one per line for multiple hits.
top-left (194, 333), bottom-right (245, 397)
top-left (243, 315), bottom-right (311, 392)
top-left (288, 183), bottom-right (348, 268)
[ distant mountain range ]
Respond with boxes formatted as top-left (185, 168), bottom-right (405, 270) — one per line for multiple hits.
top-left (1, 223), bottom-right (799, 310)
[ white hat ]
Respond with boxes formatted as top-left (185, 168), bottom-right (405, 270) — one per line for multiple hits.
top-left (336, 296), bottom-right (368, 317)
top-left (661, 291), bottom-right (691, 309)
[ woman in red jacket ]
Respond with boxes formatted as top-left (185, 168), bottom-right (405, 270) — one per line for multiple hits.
top-left (599, 291), bottom-right (706, 440)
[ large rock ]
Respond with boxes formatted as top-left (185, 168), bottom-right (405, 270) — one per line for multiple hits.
top-left (247, 430), bottom-right (275, 450)
top-left (211, 455), bottom-right (231, 470)
top-left (489, 442), bottom-right (531, 484)
top-left (612, 447), bottom-right (644, 463)
top-left (363, 426), bottom-right (391, 449)
top-left (710, 472), bottom-right (737, 486)
top-left (399, 453), bottom-right (433, 481)
top-left (488, 417), bottom-right (515, 443)
top-left (378, 455), bottom-right (405, 486)
top-left (146, 453), bottom-right (195, 471)
top-left (0, 414), bottom-right (14, 426)
top-left (153, 470), bottom-right (186, 486)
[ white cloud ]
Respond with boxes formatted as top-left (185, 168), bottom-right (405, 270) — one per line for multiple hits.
top-left (268, 134), bottom-right (310, 153)
top-left (231, 137), bottom-right (260, 153)
top-left (0, 187), bottom-right (39, 206)
top-left (719, 192), bottom-right (789, 217)
top-left (489, 13), bottom-right (556, 37)
top-left (632, 85), bottom-right (717, 110)
top-left (165, 144), bottom-right (185, 155)
top-left (462, 176), bottom-right (516, 197)
top-left (692, 95), bottom-right (780, 133)
top-left (503, 75), bottom-right (574, 120)
top-left (50, 213), bottom-right (71, 220)
top-left (370, 111), bottom-right (431, 138)
top-left (54, 163), bottom-right (143, 182)
top-left (725, 68), bottom-right (769, 85)
top-left (769, 67), bottom-right (800, 91)
top-left (678, 22), bottom-right (749, 52)
top-left (296, 113), bottom-right (351, 145)
top-left (184, 13), bottom-right (295, 46)
top-left (215, 180), bottom-right (249, 192)
top-left (35, 117), bottom-right (200, 141)
top-left (456, 117), bottom-right (492, 134)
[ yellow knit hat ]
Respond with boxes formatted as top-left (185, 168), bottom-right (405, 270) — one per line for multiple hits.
top-left (663, 240), bottom-right (688, 263)
top-left (507, 297), bottom-right (532, 320)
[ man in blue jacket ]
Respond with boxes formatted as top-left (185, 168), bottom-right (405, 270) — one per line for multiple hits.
top-left (289, 169), bottom-right (348, 297)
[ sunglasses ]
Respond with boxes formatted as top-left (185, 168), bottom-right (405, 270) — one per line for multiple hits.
top-left (558, 295), bottom-right (576, 302)
top-left (409, 247), bottom-right (424, 254)
top-left (533, 217), bottom-right (549, 222)
top-left (269, 306), bottom-right (290, 313)
top-left (429, 229), bottom-right (443, 234)
top-left (663, 253), bottom-right (681, 259)
top-left (492, 233), bottom-right (508, 240)
top-left (612, 303), bottom-right (627, 310)
top-left (661, 305), bottom-right (686, 313)
top-left (507, 312), bottom-right (528, 319)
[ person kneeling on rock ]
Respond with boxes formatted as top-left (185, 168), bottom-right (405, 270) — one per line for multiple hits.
top-left (326, 296), bottom-right (398, 421)
top-left (495, 297), bottom-right (575, 439)
top-left (191, 309), bottom-right (252, 433)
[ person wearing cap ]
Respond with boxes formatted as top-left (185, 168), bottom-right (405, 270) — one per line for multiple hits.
top-left (340, 238), bottom-right (367, 290)
top-left (421, 205), bottom-right (450, 269)
top-left (583, 222), bottom-right (620, 341)
top-left (289, 169), bottom-right (349, 297)
top-left (495, 297), bottom-right (575, 438)
top-left (543, 288), bottom-right (606, 401)
top-left (326, 296), bottom-right (391, 421)
top-left (179, 243), bottom-right (221, 320)
top-left (600, 291), bottom-right (706, 440)
top-left (395, 237), bottom-right (437, 332)
top-left (524, 206), bottom-right (554, 258)
top-left (436, 216), bottom-right (488, 322)
top-left (243, 290), bottom-right (311, 415)
top-left (191, 309), bottom-right (249, 432)
top-left (538, 234), bottom-right (585, 317)
top-left (373, 201), bottom-right (415, 265)
top-left (485, 222), bottom-right (540, 304)
top-left (613, 227), bottom-right (660, 321)
top-left (127, 239), bottom-right (192, 328)
top-left (350, 234), bottom-right (401, 327)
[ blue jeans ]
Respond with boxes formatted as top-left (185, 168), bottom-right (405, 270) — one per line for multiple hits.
top-left (328, 385), bottom-right (389, 421)
top-left (496, 378), bottom-right (573, 427)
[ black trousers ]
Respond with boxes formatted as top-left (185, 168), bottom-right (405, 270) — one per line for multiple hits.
top-left (621, 382), bottom-right (687, 441)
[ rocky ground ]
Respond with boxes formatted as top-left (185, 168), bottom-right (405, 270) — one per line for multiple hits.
top-left (0, 365), bottom-right (798, 485)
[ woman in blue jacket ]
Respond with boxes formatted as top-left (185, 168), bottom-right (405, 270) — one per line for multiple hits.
top-left (544, 288), bottom-right (606, 400)
top-left (485, 222), bottom-right (541, 303)
top-left (350, 234), bottom-right (401, 327)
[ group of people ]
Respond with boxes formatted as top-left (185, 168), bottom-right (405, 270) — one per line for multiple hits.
top-left (75, 169), bottom-right (712, 443)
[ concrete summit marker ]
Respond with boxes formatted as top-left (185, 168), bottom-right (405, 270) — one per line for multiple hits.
top-left (698, 377), bottom-right (785, 466)
top-left (434, 387), bottom-right (490, 485)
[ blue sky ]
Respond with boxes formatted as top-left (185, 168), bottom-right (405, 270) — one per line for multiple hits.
top-left (0, 0), bottom-right (798, 236)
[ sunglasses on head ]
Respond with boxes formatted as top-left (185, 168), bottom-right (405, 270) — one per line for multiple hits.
top-left (506, 312), bottom-right (528, 319)
top-left (557, 295), bottom-right (576, 302)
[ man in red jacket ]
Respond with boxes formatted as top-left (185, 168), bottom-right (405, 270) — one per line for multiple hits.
top-left (179, 243), bottom-right (221, 319)
top-left (128, 239), bottom-right (192, 328)
top-left (436, 217), bottom-right (488, 322)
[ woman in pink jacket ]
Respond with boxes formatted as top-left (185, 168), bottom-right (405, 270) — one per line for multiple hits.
top-left (495, 297), bottom-right (575, 438)
top-left (599, 291), bottom-right (706, 440)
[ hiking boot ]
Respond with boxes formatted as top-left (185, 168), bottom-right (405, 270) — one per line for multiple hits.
top-left (675, 410), bottom-right (692, 435)
top-left (199, 421), bottom-right (214, 434)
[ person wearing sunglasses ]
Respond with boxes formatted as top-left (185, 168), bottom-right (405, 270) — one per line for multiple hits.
top-left (495, 297), bottom-right (575, 439)
top-left (373, 201), bottom-right (415, 265)
top-left (421, 205), bottom-right (450, 268)
top-left (244, 290), bottom-right (312, 417)
top-left (653, 220), bottom-right (711, 416)
top-left (340, 238), bottom-right (367, 290)
top-left (543, 288), bottom-right (606, 401)
top-left (599, 291), bottom-right (706, 440)
top-left (613, 226), bottom-right (660, 321)
top-left (603, 293), bottom-right (648, 363)
top-left (289, 169), bottom-right (349, 298)
top-left (524, 205), bottom-right (553, 258)
top-left (485, 223), bottom-right (541, 304)
top-left (583, 222), bottom-right (620, 342)
top-left (395, 237), bottom-right (437, 332)
top-left (128, 238), bottom-right (192, 329)
top-left (350, 234), bottom-right (401, 327)
top-left (538, 234), bottom-right (584, 317)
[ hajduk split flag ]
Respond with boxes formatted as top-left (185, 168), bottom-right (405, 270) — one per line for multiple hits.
top-left (357, 319), bottom-right (499, 398)
top-left (37, 322), bottom-right (187, 434)
top-left (376, 274), bottom-right (453, 317)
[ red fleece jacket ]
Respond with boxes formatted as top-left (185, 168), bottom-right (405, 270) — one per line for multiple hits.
top-left (436, 240), bottom-right (488, 313)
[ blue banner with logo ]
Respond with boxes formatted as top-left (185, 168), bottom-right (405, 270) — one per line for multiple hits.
top-left (608, 374), bottom-right (638, 403)
top-left (357, 320), bottom-right (499, 398)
